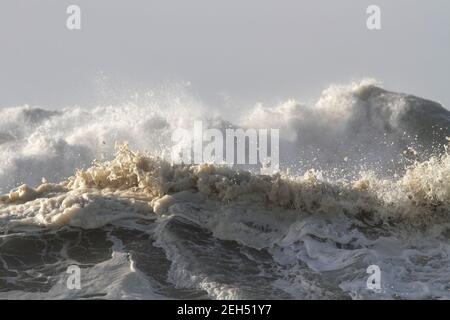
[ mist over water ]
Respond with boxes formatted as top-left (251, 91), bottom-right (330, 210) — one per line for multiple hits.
top-left (2, 80), bottom-right (450, 299)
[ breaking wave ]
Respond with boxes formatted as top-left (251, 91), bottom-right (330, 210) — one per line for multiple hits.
top-left (2, 80), bottom-right (450, 299)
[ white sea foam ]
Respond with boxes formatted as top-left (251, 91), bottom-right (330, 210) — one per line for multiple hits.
top-left (1, 80), bottom-right (450, 299)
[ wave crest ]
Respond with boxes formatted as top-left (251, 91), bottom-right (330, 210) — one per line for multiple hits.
top-left (2, 141), bottom-right (450, 231)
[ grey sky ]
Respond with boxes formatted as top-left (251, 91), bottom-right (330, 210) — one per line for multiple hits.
top-left (0, 0), bottom-right (449, 108)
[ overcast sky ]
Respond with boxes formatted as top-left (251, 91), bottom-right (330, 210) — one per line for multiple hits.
top-left (0, 0), bottom-right (449, 108)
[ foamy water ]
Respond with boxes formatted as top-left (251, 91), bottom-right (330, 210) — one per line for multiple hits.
top-left (1, 80), bottom-right (450, 299)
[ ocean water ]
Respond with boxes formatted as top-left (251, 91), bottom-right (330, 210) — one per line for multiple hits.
top-left (1, 80), bottom-right (450, 299)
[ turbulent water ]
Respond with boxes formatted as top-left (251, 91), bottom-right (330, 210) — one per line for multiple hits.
top-left (2, 80), bottom-right (450, 299)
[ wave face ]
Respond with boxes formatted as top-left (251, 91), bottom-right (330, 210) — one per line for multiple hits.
top-left (1, 80), bottom-right (450, 299)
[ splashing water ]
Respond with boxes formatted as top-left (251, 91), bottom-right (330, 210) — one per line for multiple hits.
top-left (1, 80), bottom-right (450, 299)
